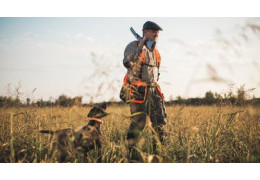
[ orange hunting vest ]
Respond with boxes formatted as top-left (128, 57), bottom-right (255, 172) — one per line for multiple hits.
top-left (137, 41), bottom-right (161, 68)
top-left (122, 41), bottom-right (164, 103)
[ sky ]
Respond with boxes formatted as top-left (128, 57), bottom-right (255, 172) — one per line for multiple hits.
top-left (0, 17), bottom-right (260, 103)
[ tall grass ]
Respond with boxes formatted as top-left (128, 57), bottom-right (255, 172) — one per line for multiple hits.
top-left (0, 105), bottom-right (259, 163)
top-left (9, 113), bottom-right (15, 163)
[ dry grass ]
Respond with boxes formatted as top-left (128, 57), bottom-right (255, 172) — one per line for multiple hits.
top-left (0, 104), bottom-right (259, 163)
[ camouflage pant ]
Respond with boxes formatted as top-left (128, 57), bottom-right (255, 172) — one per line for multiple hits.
top-left (126, 86), bottom-right (167, 160)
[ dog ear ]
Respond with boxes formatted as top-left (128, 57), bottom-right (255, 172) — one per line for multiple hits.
top-left (87, 107), bottom-right (97, 117)
top-left (97, 102), bottom-right (106, 110)
top-left (87, 105), bottom-right (108, 118)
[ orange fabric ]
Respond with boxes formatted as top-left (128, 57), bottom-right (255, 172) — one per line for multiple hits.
top-left (123, 74), bottom-right (128, 85)
top-left (89, 117), bottom-right (103, 124)
top-left (136, 41), bottom-right (160, 67)
top-left (131, 79), bottom-right (147, 86)
top-left (140, 52), bottom-right (146, 63)
top-left (154, 49), bottom-right (160, 68)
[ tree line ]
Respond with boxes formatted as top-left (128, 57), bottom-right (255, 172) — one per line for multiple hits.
top-left (0, 95), bottom-right (83, 108)
top-left (167, 85), bottom-right (260, 106)
top-left (0, 85), bottom-right (259, 107)
top-left (166, 91), bottom-right (260, 106)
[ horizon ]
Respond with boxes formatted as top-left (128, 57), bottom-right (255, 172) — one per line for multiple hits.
top-left (1, 82), bottom-right (258, 104)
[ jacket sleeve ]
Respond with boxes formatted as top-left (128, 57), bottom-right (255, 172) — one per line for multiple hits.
top-left (123, 41), bottom-right (143, 68)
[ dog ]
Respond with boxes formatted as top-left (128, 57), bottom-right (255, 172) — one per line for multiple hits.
top-left (40, 103), bottom-right (108, 162)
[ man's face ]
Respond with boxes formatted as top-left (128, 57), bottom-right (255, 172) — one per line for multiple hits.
top-left (144, 29), bottom-right (159, 41)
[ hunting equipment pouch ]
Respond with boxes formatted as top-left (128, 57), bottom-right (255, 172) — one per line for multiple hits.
top-left (129, 83), bottom-right (147, 104)
top-left (119, 78), bottom-right (147, 104)
top-left (120, 82), bottom-right (130, 103)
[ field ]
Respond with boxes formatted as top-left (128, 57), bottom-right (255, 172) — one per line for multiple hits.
top-left (0, 104), bottom-right (259, 163)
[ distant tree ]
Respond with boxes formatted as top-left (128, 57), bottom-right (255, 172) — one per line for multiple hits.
top-left (55, 95), bottom-right (82, 107)
top-left (187, 98), bottom-right (202, 106)
top-left (236, 85), bottom-right (246, 105)
top-left (214, 92), bottom-right (222, 100)
top-left (236, 85), bottom-right (255, 105)
top-left (0, 96), bottom-right (22, 107)
top-left (45, 100), bottom-right (54, 107)
top-left (204, 91), bottom-right (215, 105)
top-left (176, 96), bottom-right (184, 104)
top-left (176, 96), bottom-right (182, 101)
top-left (13, 98), bottom-right (22, 107)
top-left (26, 98), bottom-right (31, 106)
top-left (0, 96), bottom-right (7, 107)
top-left (56, 95), bottom-right (71, 107)
top-left (36, 99), bottom-right (45, 107)
top-left (73, 96), bottom-right (82, 106)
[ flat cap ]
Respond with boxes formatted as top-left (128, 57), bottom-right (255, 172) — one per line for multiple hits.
top-left (143, 21), bottom-right (163, 31)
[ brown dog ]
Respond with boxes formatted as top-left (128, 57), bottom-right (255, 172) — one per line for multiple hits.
top-left (40, 103), bottom-right (108, 162)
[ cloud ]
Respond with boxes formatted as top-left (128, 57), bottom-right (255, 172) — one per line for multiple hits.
top-left (62, 32), bottom-right (94, 42)
top-left (74, 32), bottom-right (94, 42)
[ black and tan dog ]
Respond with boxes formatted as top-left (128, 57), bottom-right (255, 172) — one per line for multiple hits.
top-left (40, 103), bottom-right (108, 162)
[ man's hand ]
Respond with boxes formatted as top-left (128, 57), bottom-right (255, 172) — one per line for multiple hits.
top-left (140, 35), bottom-right (147, 48)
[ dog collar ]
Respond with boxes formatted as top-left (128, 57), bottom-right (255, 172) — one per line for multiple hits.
top-left (89, 117), bottom-right (103, 124)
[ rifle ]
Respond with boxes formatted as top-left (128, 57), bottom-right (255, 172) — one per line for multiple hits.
top-left (130, 27), bottom-right (154, 50)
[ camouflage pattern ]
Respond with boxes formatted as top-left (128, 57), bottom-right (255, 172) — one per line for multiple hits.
top-left (123, 41), bottom-right (160, 83)
top-left (123, 40), bottom-right (167, 161)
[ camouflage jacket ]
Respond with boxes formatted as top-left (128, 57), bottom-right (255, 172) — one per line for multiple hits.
top-left (123, 41), bottom-right (160, 83)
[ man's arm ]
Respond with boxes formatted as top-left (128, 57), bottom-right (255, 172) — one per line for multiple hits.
top-left (123, 37), bottom-right (147, 68)
top-left (123, 41), bottom-right (142, 68)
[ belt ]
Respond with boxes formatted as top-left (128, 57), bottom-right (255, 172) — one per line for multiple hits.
top-left (128, 80), bottom-right (157, 87)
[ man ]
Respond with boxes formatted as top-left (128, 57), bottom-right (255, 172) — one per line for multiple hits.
top-left (122, 21), bottom-right (167, 161)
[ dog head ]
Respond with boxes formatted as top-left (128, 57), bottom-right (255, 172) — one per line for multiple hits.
top-left (87, 103), bottom-right (108, 119)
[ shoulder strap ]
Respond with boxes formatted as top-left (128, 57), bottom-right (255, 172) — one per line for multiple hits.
top-left (136, 41), bottom-right (146, 64)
